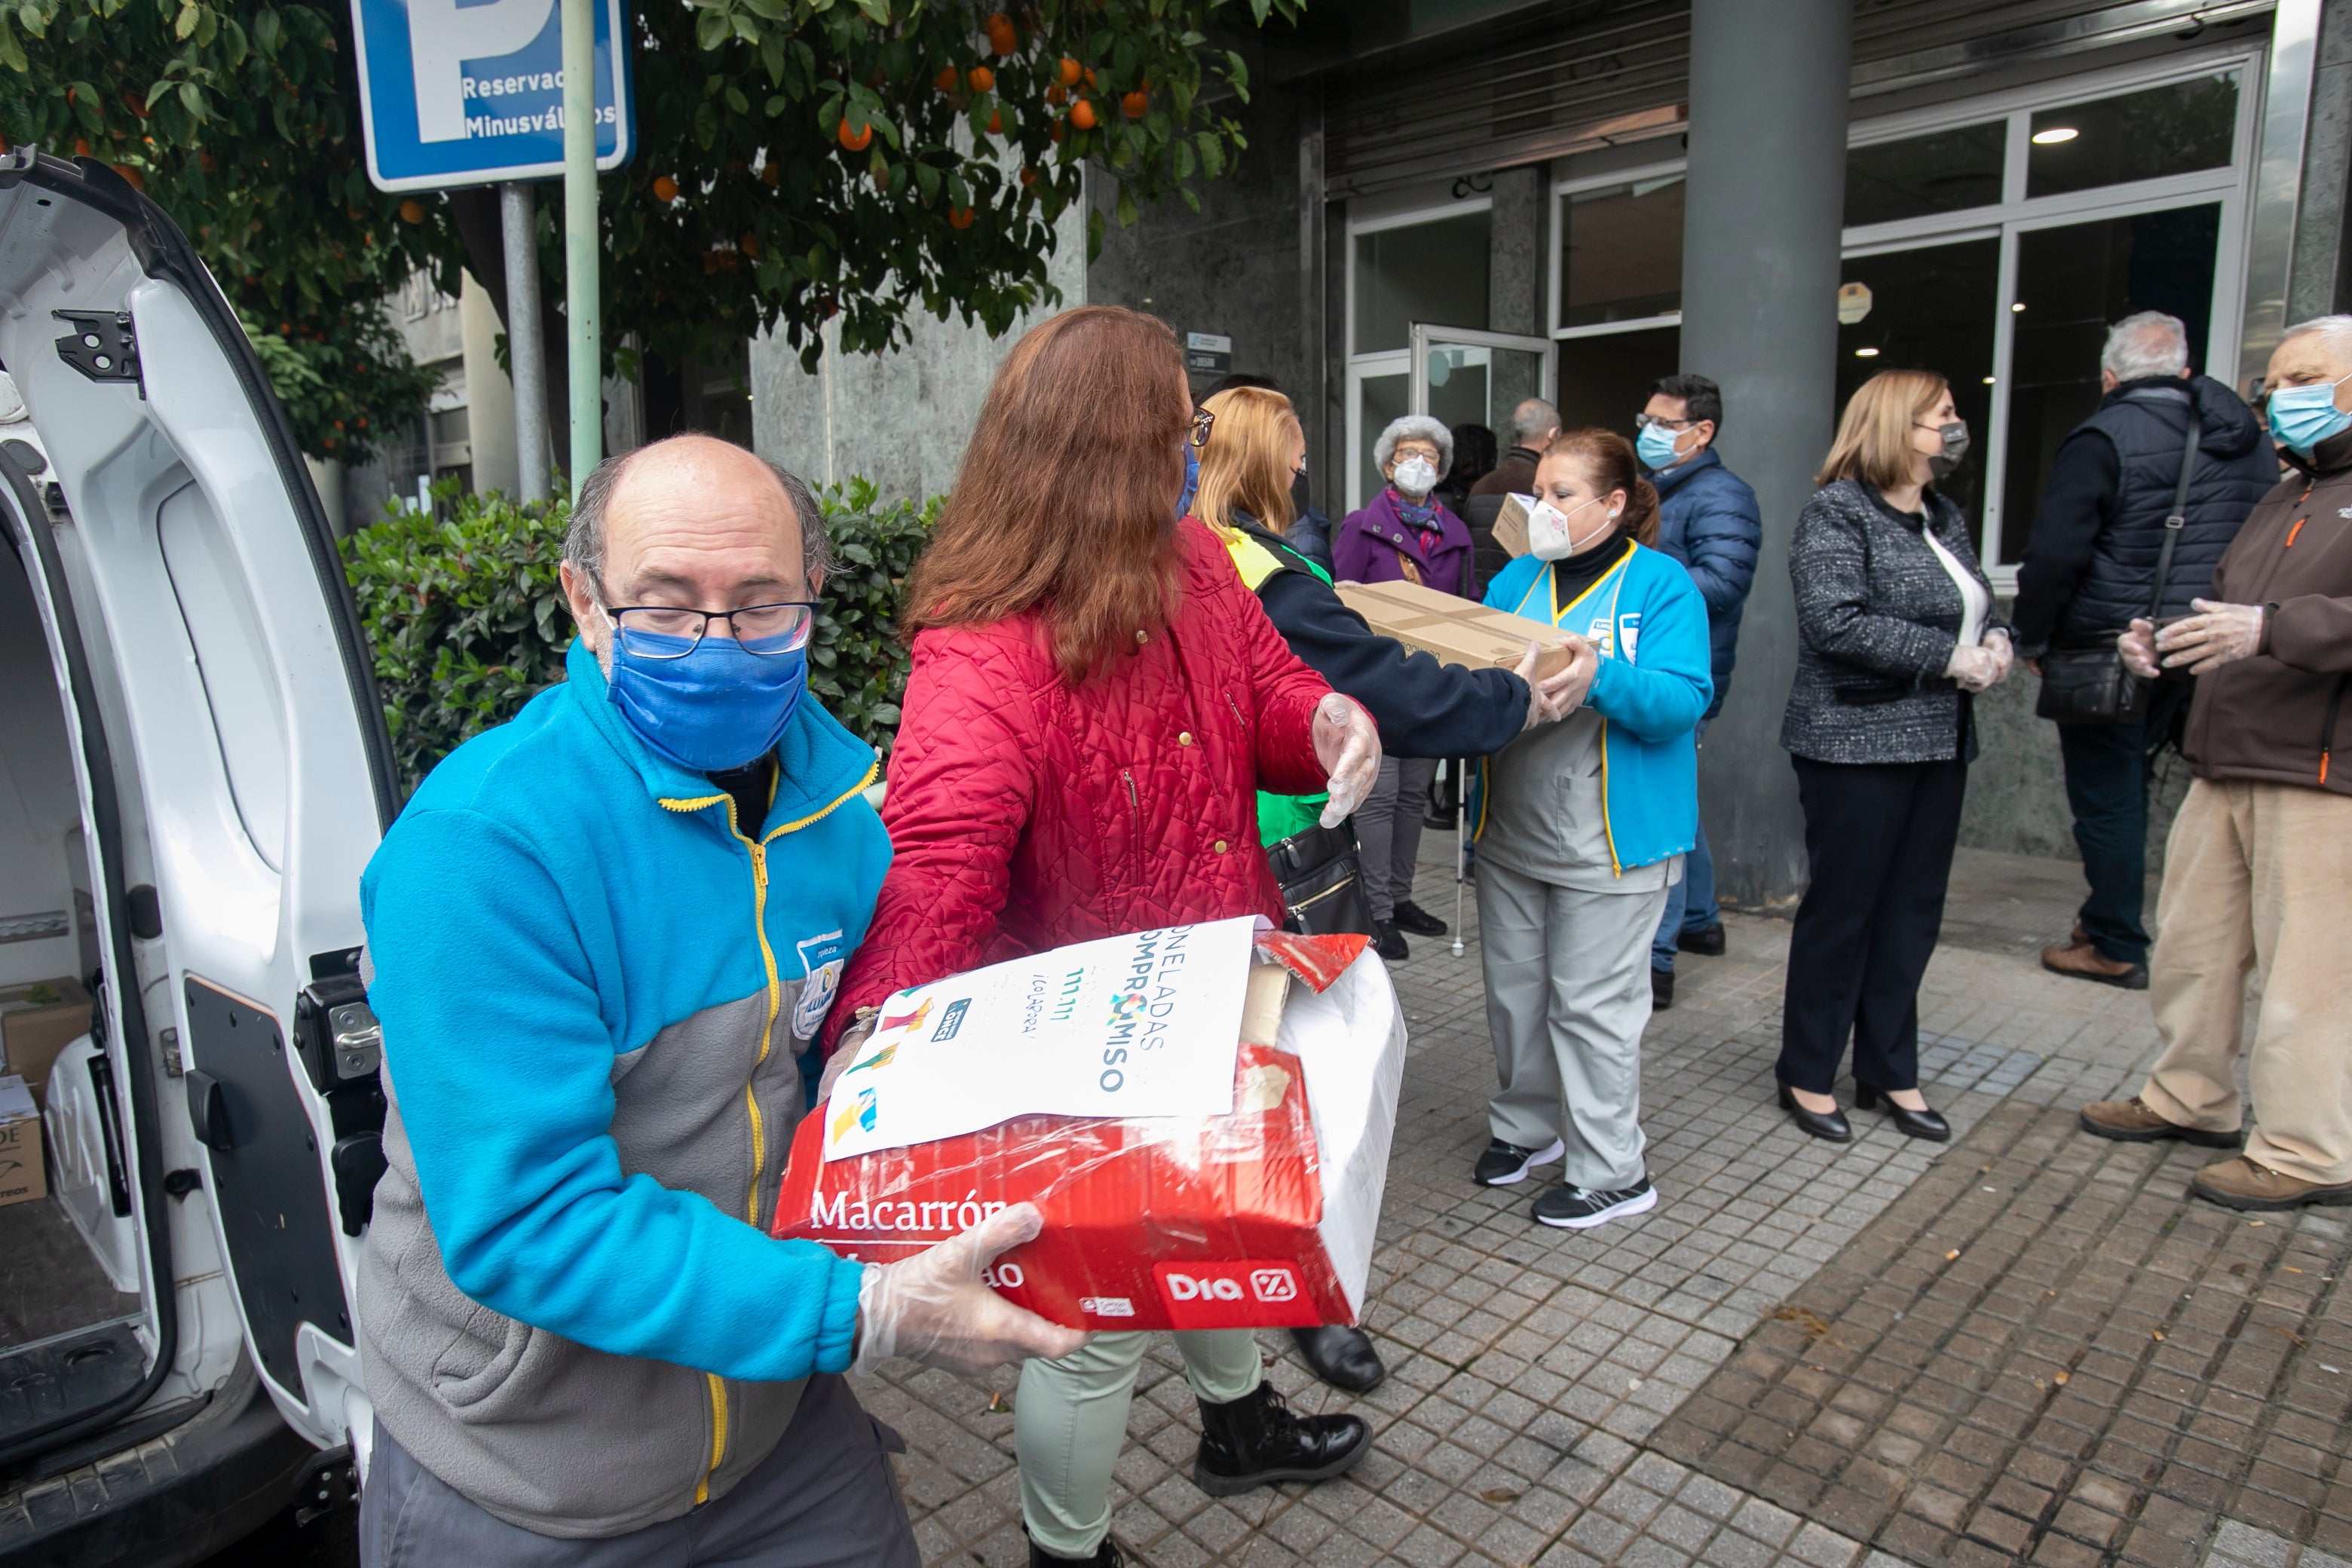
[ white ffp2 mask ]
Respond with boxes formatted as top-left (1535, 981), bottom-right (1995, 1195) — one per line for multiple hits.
top-left (1392, 455), bottom-right (1438, 497)
top-left (1526, 496), bottom-right (1617, 562)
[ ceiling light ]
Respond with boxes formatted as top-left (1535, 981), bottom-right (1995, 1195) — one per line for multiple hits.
top-left (2032, 127), bottom-right (2080, 145)
top-left (2011, 302), bottom-right (2027, 312)
top-left (1983, 376), bottom-right (1995, 384)
top-left (1854, 347), bottom-right (1880, 357)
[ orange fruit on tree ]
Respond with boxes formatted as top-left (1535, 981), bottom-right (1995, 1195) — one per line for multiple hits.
top-left (761, 160), bottom-right (779, 186)
top-left (397, 197), bottom-right (425, 222)
top-left (1083, 67), bottom-right (1096, 88)
top-left (1058, 57), bottom-right (1082, 87)
top-left (1049, 120), bottom-right (1064, 143)
top-left (1018, 165), bottom-right (1038, 186)
top-left (111, 162), bottom-right (145, 191)
top-left (1070, 99), bottom-right (1096, 130)
top-left (1121, 89), bottom-right (1147, 119)
top-left (935, 65), bottom-right (958, 92)
top-left (986, 110), bottom-right (1003, 134)
top-left (1046, 84), bottom-right (1065, 106)
top-left (966, 66), bottom-right (994, 93)
top-left (985, 12), bottom-right (1016, 54)
top-left (838, 118), bottom-right (874, 152)
top-left (949, 207), bottom-right (975, 229)
top-left (651, 174), bottom-right (679, 203)
top-left (740, 231), bottom-right (760, 257)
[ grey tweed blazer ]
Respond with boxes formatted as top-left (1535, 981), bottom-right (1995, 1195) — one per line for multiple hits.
top-left (1780, 479), bottom-right (2006, 766)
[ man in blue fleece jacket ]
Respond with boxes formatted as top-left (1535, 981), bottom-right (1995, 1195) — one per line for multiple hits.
top-left (354, 437), bottom-right (1083, 1564)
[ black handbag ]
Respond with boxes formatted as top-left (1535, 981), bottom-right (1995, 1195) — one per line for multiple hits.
top-left (1263, 820), bottom-right (1375, 937)
top-left (2035, 409), bottom-right (2200, 725)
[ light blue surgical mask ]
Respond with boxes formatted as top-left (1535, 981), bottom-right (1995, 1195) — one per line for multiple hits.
top-left (2267, 376), bottom-right (2352, 455)
top-left (1178, 444), bottom-right (1199, 519)
top-left (604, 627), bottom-right (808, 774)
top-left (1636, 423), bottom-right (1684, 471)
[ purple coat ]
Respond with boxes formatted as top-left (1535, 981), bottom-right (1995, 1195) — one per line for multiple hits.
top-left (1334, 490), bottom-right (1476, 599)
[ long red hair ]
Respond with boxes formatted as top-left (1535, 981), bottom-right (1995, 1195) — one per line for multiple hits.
top-left (903, 306), bottom-right (1190, 682)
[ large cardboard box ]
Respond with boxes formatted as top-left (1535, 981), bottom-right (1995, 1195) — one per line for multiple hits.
top-left (0, 1073), bottom-right (47, 1208)
top-left (1335, 577), bottom-right (1570, 678)
top-left (1490, 492), bottom-right (1536, 559)
top-left (775, 929), bottom-right (1407, 1332)
top-left (0, 976), bottom-right (93, 1111)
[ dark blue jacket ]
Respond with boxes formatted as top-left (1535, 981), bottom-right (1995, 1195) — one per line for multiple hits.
top-left (2011, 375), bottom-right (2274, 655)
top-left (1646, 449), bottom-right (1762, 718)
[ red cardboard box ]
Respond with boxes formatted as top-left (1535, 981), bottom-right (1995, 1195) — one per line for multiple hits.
top-left (773, 931), bottom-right (1406, 1332)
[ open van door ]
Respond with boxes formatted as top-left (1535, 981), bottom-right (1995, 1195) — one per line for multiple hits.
top-left (0, 149), bottom-right (398, 1469)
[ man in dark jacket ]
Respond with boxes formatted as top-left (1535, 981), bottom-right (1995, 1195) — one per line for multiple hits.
top-left (2012, 312), bottom-right (2274, 990)
top-left (1637, 373), bottom-right (1762, 1007)
top-left (2078, 314), bottom-right (2352, 1212)
top-left (1464, 397), bottom-right (1560, 592)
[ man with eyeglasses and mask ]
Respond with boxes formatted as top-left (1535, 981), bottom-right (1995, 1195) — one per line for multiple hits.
top-left (1633, 373), bottom-right (1760, 1009)
top-left (351, 435), bottom-right (1085, 1565)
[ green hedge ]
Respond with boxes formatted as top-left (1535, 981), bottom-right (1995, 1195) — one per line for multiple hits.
top-left (343, 476), bottom-right (938, 798)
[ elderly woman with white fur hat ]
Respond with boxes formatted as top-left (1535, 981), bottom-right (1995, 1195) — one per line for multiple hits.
top-left (1335, 414), bottom-right (1478, 960)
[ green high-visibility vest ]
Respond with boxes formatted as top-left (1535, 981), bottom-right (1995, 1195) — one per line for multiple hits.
top-left (1209, 520), bottom-right (1335, 847)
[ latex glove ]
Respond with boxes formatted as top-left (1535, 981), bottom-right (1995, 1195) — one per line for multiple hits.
top-left (1547, 632), bottom-right (1600, 714)
top-left (1312, 692), bottom-right (1381, 828)
top-left (1981, 628), bottom-right (2015, 686)
top-left (816, 1014), bottom-right (874, 1104)
top-left (2156, 599), bottom-right (2266, 675)
top-left (1514, 642), bottom-right (1575, 728)
top-left (1945, 643), bottom-right (1999, 693)
top-left (853, 1202), bottom-right (1089, 1377)
top-left (2119, 619), bottom-right (2161, 679)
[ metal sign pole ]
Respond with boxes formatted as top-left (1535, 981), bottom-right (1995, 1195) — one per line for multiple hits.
top-left (560, 0), bottom-right (601, 498)
top-left (499, 181), bottom-right (548, 504)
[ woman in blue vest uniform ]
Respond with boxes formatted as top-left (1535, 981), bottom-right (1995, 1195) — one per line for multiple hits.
top-left (1470, 429), bottom-right (1713, 1230)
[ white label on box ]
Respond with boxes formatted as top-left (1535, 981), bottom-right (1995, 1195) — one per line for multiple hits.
top-left (822, 917), bottom-right (1258, 1161)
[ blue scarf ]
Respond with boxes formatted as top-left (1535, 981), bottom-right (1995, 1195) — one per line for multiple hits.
top-left (1386, 487), bottom-right (1441, 530)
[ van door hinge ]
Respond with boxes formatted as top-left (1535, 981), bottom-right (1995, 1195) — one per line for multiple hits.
top-left (53, 309), bottom-right (145, 395)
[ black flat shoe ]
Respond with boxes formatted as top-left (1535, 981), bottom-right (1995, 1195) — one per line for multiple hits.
top-left (1651, 967), bottom-right (1674, 1010)
top-left (1677, 923), bottom-right (1726, 957)
top-left (1289, 1325), bottom-right (1386, 1393)
top-left (1854, 1083), bottom-right (1949, 1141)
top-left (1390, 899), bottom-right (1448, 937)
top-left (1370, 921), bottom-right (1410, 962)
top-left (1777, 1083), bottom-right (1851, 1143)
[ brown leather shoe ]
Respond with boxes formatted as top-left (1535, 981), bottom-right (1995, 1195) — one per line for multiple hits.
top-left (2078, 1097), bottom-right (2243, 1148)
top-left (2041, 941), bottom-right (2148, 990)
top-left (2189, 1156), bottom-right (2352, 1211)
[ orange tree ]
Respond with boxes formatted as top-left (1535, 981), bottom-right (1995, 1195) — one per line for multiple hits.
top-left (0, 0), bottom-right (1300, 456)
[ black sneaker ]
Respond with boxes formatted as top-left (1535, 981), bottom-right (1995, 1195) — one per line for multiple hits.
top-left (1651, 967), bottom-right (1674, 1010)
top-left (1473, 1137), bottom-right (1565, 1187)
top-left (1677, 923), bottom-right (1726, 957)
top-left (1533, 1178), bottom-right (1658, 1230)
top-left (1390, 899), bottom-right (1448, 937)
top-left (1371, 921), bottom-right (1409, 962)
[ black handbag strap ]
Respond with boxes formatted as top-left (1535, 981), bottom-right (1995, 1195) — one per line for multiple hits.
top-left (2145, 408), bottom-right (2200, 621)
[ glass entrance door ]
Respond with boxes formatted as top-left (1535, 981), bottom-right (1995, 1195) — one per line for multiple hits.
top-left (1404, 325), bottom-right (1555, 501)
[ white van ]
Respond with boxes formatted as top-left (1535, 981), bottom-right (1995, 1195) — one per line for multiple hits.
top-left (0, 151), bottom-right (390, 1561)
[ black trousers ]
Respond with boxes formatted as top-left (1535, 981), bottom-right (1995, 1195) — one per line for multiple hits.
top-left (1778, 755), bottom-right (1968, 1095)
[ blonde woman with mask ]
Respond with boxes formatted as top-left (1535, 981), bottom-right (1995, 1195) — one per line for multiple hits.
top-left (1471, 429), bottom-right (1712, 1230)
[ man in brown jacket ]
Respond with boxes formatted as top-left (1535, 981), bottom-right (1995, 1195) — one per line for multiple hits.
top-left (2078, 315), bottom-right (2352, 1211)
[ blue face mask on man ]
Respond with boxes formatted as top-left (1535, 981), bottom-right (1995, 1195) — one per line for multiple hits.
top-left (603, 623), bottom-right (809, 774)
top-left (1177, 443), bottom-right (1200, 519)
top-left (2267, 376), bottom-right (2352, 455)
top-left (1635, 422), bottom-right (1685, 472)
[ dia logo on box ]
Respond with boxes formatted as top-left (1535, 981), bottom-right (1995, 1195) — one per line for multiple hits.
top-left (1152, 1260), bottom-right (1321, 1329)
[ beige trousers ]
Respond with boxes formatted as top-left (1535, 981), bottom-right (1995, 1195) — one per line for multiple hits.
top-left (2136, 776), bottom-right (2352, 1184)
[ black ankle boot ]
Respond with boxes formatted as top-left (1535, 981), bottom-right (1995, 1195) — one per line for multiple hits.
top-left (1027, 1533), bottom-right (1126, 1567)
top-left (1193, 1380), bottom-right (1370, 1496)
top-left (1289, 1325), bottom-right (1386, 1393)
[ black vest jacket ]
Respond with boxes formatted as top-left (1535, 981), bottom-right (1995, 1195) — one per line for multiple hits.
top-left (2057, 375), bottom-right (2277, 643)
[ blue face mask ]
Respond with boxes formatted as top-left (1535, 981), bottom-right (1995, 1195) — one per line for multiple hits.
top-left (2267, 377), bottom-right (2352, 455)
top-left (1636, 423), bottom-right (1685, 471)
top-left (1177, 444), bottom-right (1200, 519)
top-left (604, 627), bottom-right (808, 774)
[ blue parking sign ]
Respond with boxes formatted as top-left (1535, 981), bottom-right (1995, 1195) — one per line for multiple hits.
top-left (351, 0), bottom-right (635, 192)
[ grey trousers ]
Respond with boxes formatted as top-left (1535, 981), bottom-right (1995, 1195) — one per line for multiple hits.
top-left (1356, 755), bottom-right (1440, 922)
top-left (358, 1374), bottom-right (920, 1567)
top-left (1478, 857), bottom-right (1667, 1191)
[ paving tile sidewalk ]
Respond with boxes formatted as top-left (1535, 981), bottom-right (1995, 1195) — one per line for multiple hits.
top-left (856, 847), bottom-right (2321, 1568)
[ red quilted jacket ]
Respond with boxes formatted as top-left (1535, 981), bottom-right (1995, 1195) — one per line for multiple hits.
top-left (827, 518), bottom-right (1336, 1049)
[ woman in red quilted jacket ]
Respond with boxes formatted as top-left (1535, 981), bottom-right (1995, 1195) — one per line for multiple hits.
top-left (825, 307), bottom-right (1381, 1568)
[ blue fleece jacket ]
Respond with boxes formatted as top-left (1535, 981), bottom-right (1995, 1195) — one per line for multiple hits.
top-left (1646, 449), bottom-right (1762, 718)
top-left (360, 639), bottom-right (886, 1385)
top-left (1478, 543), bottom-right (1712, 871)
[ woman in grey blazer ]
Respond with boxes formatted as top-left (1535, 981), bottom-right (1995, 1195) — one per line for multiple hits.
top-left (1777, 369), bottom-right (2016, 1144)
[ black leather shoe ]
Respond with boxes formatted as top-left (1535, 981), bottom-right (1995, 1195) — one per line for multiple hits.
top-left (1651, 967), bottom-right (1674, 1010)
top-left (1391, 899), bottom-right (1448, 937)
top-left (1028, 1532), bottom-right (1128, 1567)
top-left (1777, 1083), bottom-right (1851, 1143)
top-left (1677, 923), bottom-right (1726, 957)
top-left (1193, 1380), bottom-right (1370, 1496)
top-left (1290, 1325), bottom-right (1386, 1393)
top-left (1371, 921), bottom-right (1410, 962)
top-left (1854, 1083), bottom-right (1950, 1141)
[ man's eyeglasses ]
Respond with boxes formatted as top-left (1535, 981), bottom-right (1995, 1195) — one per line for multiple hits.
top-left (1191, 408), bottom-right (1215, 449)
top-left (598, 594), bottom-right (819, 659)
top-left (1634, 412), bottom-right (1697, 431)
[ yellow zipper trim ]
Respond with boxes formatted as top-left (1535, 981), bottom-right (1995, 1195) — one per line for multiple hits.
top-left (1598, 717), bottom-right (1622, 877)
top-left (655, 759), bottom-right (875, 1502)
top-left (696, 1373), bottom-right (728, 1505)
